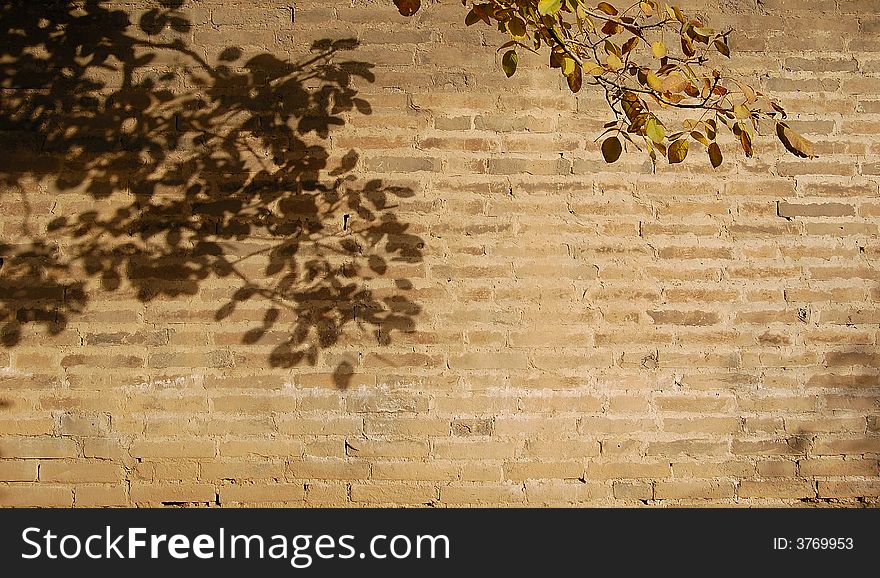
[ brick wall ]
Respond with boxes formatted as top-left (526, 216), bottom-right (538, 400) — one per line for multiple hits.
top-left (0, 0), bottom-right (878, 506)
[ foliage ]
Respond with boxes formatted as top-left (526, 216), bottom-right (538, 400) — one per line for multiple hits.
top-left (393, 0), bottom-right (817, 166)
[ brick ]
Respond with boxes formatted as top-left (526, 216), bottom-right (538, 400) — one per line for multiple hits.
top-left (778, 202), bottom-right (855, 217)
top-left (439, 484), bottom-right (525, 505)
top-left (40, 460), bottom-right (122, 483)
top-left (129, 440), bottom-right (216, 459)
top-left (738, 479), bottom-right (816, 499)
top-left (130, 483), bottom-right (217, 505)
top-left (0, 437), bottom-right (79, 459)
top-left (0, 460), bottom-right (39, 482)
top-left (350, 483), bottom-right (437, 504)
top-left (613, 481), bottom-right (654, 500)
top-left (0, 485), bottom-right (73, 507)
top-left (220, 483), bottom-right (306, 504)
top-left (655, 480), bottom-right (735, 500)
top-left (2, 0), bottom-right (880, 509)
top-left (74, 485), bottom-right (128, 507)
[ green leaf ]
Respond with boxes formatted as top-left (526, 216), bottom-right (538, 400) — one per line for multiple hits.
top-left (502, 50), bottom-right (518, 77)
top-left (667, 138), bottom-right (688, 163)
top-left (538, 0), bottom-right (563, 16)
top-left (562, 57), bottom-right (576, 76)
top-left (645, 117), bottom-right (665, 144)
top-left (602, 136), bottom-right (623, 163)
top-left (708, 142), bottom-right (723, 168)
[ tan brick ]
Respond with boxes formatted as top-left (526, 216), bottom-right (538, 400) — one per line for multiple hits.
top-left (613, 481), bottom-right (654, 500)
top-left (738, 479), bottom-right (816, 499)
top-left (75, 485), bottom-right (129, 507)
top-left (0, 484), bottom-right (73, 507)
top-left (439, 484), bottom-right (525, 505)
top-left (655, 480), bottom-right (736, 500)
top-left (817, 480), bottom-right (880, 498)
top-left (40, 460), bottom-right (122, 483)
top-left (286, 459), bottom-right (370, 480)
top-left (129, 439), bottom-right (216, 459)
top-left (220, 483), bottom-right (306, 504)
top-left (350, 483), bottom-right (437, 504)
top-left (0, 437), bottom-right (78, 459)
top-left (0, 460), bottom-right (39, 482)
top-left (130, 483), bottom-right (217, 505)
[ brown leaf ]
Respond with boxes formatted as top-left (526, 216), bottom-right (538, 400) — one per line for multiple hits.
top-left (393, 0), bottom-right (421, 17)
top-left (597, 2), bottom-right (619, 15)
top-left (622, 37), bottom-right (640, 55)
top-left (776, 122), bottom-right (817, 159)
top-left (602, 136), bottom-right (623, 163)
top-left (740, 130), bottom-right (753, 157)
top-left (567, 64), bottom-right (583, 93)
top-left (708, 142), bottom-right (723, 168)
top-left (662, 73), bottom-right (690, 94)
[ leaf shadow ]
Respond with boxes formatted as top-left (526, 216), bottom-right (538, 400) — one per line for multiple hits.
top-left (0, 0), bottom-right (424, 388)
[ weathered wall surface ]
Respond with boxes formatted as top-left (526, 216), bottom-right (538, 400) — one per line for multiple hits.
top-left (0, 0), bottom-right (878, 506)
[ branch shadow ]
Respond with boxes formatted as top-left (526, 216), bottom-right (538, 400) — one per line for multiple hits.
top-left (0, 0), bottom-right (423, 387)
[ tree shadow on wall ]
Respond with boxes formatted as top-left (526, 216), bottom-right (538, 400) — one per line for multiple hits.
top-left (0, 0), bottom-right (423, 387)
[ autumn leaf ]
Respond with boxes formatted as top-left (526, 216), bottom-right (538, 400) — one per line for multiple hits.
top-left (646, 117), bottom-right (665, 143)
top-left (602, 136), bottom-right (623, 163)
top-left (651, 41), bottom-right (667, 58)
top-left (667, 138), bottom-right (688, 163)
top-left (567, 64), bottom-right (583, 92)
top-left (393, 0), bottom-right (421, 17)
top-left (708, 142), bottom-right (723, 167)
top-left (502, 50), bottom-right (518, 77)
top-left (776, 122), bottom-right (817, 158)
top-left (597, 2), bottom-right (619, 15)
top-left (538, 0), bottom-right (563, 16)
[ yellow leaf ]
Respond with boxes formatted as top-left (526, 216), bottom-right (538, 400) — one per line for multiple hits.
top-left (606, 53), bottom-right (622, 71)
top-left (646, 71), bottom-right (664, 91)
top-left (667, 138), bottom-right (689, 163)
top-left (734, 104), bottom-right (751, 119)
top-left (584, 61), bottom-right (605, 76)
top-left (646, 117), bottom-right (665, 143)
top-left (651, 41), bottom-right (667, 58)
top-left (538, 0), bottom-right (563, 16)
